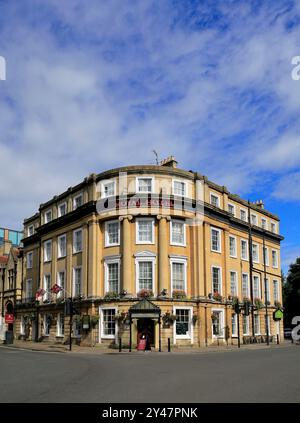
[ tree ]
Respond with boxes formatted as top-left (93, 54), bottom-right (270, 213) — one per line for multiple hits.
top-left (283, 258), bottom-right (300, 327)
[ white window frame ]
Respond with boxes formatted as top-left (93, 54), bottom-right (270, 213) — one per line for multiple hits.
top-left (261, 218), bottom-right (268, 231)
top-left (100, 307), bottom-right (118, 340)
top-left (210, 192), bottom-right (220, 208)
top-left (251, 213), bottom-right (258, 226)
top-left (230, 270), bottom-right (238, 297)
top-left (73, 228), bottom-right (83, 254)
top-left (101, 179), bottom-right (116, 198)
top-left (27, 225), bottom-right (34, 237)
top-left (105, 220), bottom-right (120, 247)
top-left (135, 256), bottom-right (156, 295)
top-left (27, 251), bottom-right (33, 269)
top-left (58, 202), bottom-right (67, 217)
top-left (57, 313), bottom-right (64, 337)
top-left (211, 227), bottom-right (222, 253)
top-left (229, 235), bottom-right (237, 258)
top-left (20, 316), bottom-right (25, 335)
top-left (172, 179), bottom-right (187, 197)
top-left (43, 240), bottom-right (52, 262)
top-left (270, 221), bottom-right (277, 234)
top-left (243, 315), bottom-right (250, 336)
top-left (44, 209), bottom-right (52, 224)
top-left (57, 234), bottom-right (67, 258)
top-left (57, 270), bottom-right (66, 298)
top-left (227, 202), bottom-right (236, 216)
top-left (253, 275), bottom-right (261, 298)
top-left (242, 272), bottom-right (250, 298)
top-left (104, 257), bottom-right (120, 294)
top-left (173, 306), bottom-right (193, 343)
top-left (271, 249), bottom-right (278, 268)
top-left (263, 246), bottom-right (269, 266)
top-left (211, 308), bottom-right (225, 339)
top-left (265, 278), bottom-right (270, 302)
top-left (241, 239), bottom-right (249, 261)
top-left (136, 218), bottom-right (155, 245)
top-left (240, 208), bottom-right (247, 222)
top-left (211, 265), bottom-right (222, 295)
top-left (231, 313), bottom-right (238, 337)
top-left (73, 193), bottom-right (83, 210)
top-left (254, 313), bottom-right (261, 335)
top-left (136, 176), bottom-right (154, 194)
top-left (170, 220), bottom-right (186, 246)
top-left (43, 274), bottom-right (51, 301)
top-left (252, 243), bottom-right (260, 264)
top-left (170, 258), bottom-right (187, 293)
top-left (73, 266), bottom-right (82, 297)
top-left (43, 314), bottom-right (50, 336)
top-left (273, 280), bottom-right (280, 303)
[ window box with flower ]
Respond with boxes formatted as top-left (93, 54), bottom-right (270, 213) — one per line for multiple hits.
top-left (172, 289), bottom-right (187, 299)
top-left (254, 297), bottom-right (264, 309)
top-left (137, 289), bottom-right (153, 298)
top-left (212, 291), bottom-right (222, 302)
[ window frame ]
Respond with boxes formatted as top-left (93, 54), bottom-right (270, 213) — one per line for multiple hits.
top-left (241, 239), bottom-right (249, 261)
top-left (229, 270), bottom-right (238, 297)
top-left (100, 307), bottom-right (118, 340)
top-left (242, 272), bottom-right (250, 298)
top-left (73, 193), bottom-right (83, 210)
top-left (211, 265), bottom-right (222, 295)
top-left (251, 213), bottom-right (258, 226)
top-left (227, 202), bottom-right (236, 216)
top-left (210, 192), bottom-right (220, 208)
top-left (101, 180), bottom-right (116, 198)
top-left (242, 315), bottom-right (250, 336)
top-left (104, 257), bottom-right (120, 294)
top-left (173, 306), bottom-right (193, 343)
top-left (27, 225), bottom-right (34, 237)
top-left (211, 227), bottom-right (222, 253)
top-left (211, 308), bottom-right (225, 338)
top-left (172, 179), bottom-right (187, 197)
top-left (73, 228), bottom-right (83, 254)
top-left (57, 234), bottom-right (67, 258)
top-left (27, 251), bottom-right (33, 269)
top-left (229, 235), bottom-right (237, 258)
top-left (254, 313), bottom-right (261, 336)
top-left (43, 273), bottom-right (51, 301)
top-left (231, 313), bottom-right (238, 337)
top-left (105, 220), bottom-right (120, 247)
top-left (253, 275), bottom-right (261, 298)
top-left (136, 176), bottom-right (154, 194)
top-left (73, 266), bottom-right (82, 297)
top-left (56, 313), bottom-right (65, 337)
top-left (240, 208), bottom-right (247, 222)
top-left (57, 270), bottom-right (66, 298)
top-left (170, 258), bottom-right (187, 293)
top-left (135, 256), bottom-right (156, 294)
top-left (136, 218), bottom-right (155, 245)
top-left (25, 278), bottom-right (33, 300)
top-left (43, 239), bottom-right (52, 263)
top-left (273, 279), bottom-right (280, 302)
top-left (271, 249), bottom-right (278, 268)
top-left (58, 201), bottom-right (67, 218)
top-left (252, 242), bottom-right (260, 264)
top-left (170, 220), bottom-right (186, 247)
top-left (270, 221), bottom-right (277, 234)
top-left (263, 246), bottom-right (269, 266)
top-left (44, 209), bottom-right (52, 224)
top-left (261, 218), bottom-right (268, 231)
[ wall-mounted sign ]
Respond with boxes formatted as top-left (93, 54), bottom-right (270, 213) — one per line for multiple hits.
top-left (82, 315), bottom-right (90, 330)
top-left (273, 309), bottom-right (284, 321)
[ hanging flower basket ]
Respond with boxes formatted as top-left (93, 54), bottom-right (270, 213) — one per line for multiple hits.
top-left (274, 301), bottom-right (282, 309)
top-left (113, 312), bottom-right (127, 323)
top-left (192, 315), bottom-right (198, 324)
top-left (231, 296), bottom-right (239, 305)
top-left (162, 312), bottom-right (177, 324)
top-left (90, 315), bottom-right (99, 327)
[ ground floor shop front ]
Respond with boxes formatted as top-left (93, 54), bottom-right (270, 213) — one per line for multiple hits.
top-left (11, 298), bottom-right (284, 350)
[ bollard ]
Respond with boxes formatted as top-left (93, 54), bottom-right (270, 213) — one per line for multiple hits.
top-left (277, 334), bottom-right (279, 345)
top-left (168, 337), bottom-right (171, 352)
top-left (119, 337), bottom-right (122, 352)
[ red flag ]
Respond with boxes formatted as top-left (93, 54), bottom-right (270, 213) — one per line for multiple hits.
top-left (51, 284), bottom-right (62, 294)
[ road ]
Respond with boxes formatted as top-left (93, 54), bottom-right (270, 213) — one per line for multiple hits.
top-left (0, 345), bottom-right (299, 402)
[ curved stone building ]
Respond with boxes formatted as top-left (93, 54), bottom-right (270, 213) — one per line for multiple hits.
top-left (15, 157), bottom-right (284, 349)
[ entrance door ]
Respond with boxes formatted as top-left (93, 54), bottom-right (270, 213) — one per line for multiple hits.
top-left (137, 318), bottom-right (155, 347)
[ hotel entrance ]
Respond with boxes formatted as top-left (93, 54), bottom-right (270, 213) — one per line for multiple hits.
top-left (137, 318), bottom-right (155, 347)
top-left (128, 298), bottom-right (161, 352)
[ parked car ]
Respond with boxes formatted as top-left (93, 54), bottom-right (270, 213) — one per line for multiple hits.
top-left (284, 328), bottom-right (292, 339)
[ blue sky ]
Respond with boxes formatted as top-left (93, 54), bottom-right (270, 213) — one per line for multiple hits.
top-left (0, 0), bottom-right (300, 272)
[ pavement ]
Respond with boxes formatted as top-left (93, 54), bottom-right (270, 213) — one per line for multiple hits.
top-left (0, 338), bottom-right (294, 354)
top-left (0, 342), bottom-right (299, 402)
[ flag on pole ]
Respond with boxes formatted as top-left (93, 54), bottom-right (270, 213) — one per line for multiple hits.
top-left (51, 284), bottom-right (62, 294)
top-left (35, 288), bottom-right (45, 300)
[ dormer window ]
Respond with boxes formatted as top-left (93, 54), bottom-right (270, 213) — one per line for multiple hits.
top-left (102, 181), bottom-right (116, 198)
top-left (73, 194), bottom-right (83, 210)
top-left (44, 210), bottom-right (52, 224)
top-left (172, 180), bottom-right (186, 197)
top-left (27, 225), bottom-right (34, 237)
top-left (210, 193), bottom-right (220, 208)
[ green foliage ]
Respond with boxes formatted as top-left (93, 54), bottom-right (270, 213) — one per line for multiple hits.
top-left (283, 258), bottom-right (300, 326)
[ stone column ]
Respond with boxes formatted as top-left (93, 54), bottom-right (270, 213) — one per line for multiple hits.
top-left (119, 215), bottom-right (133, 296)
top-left (157, 215), bottom-right (170, 295)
